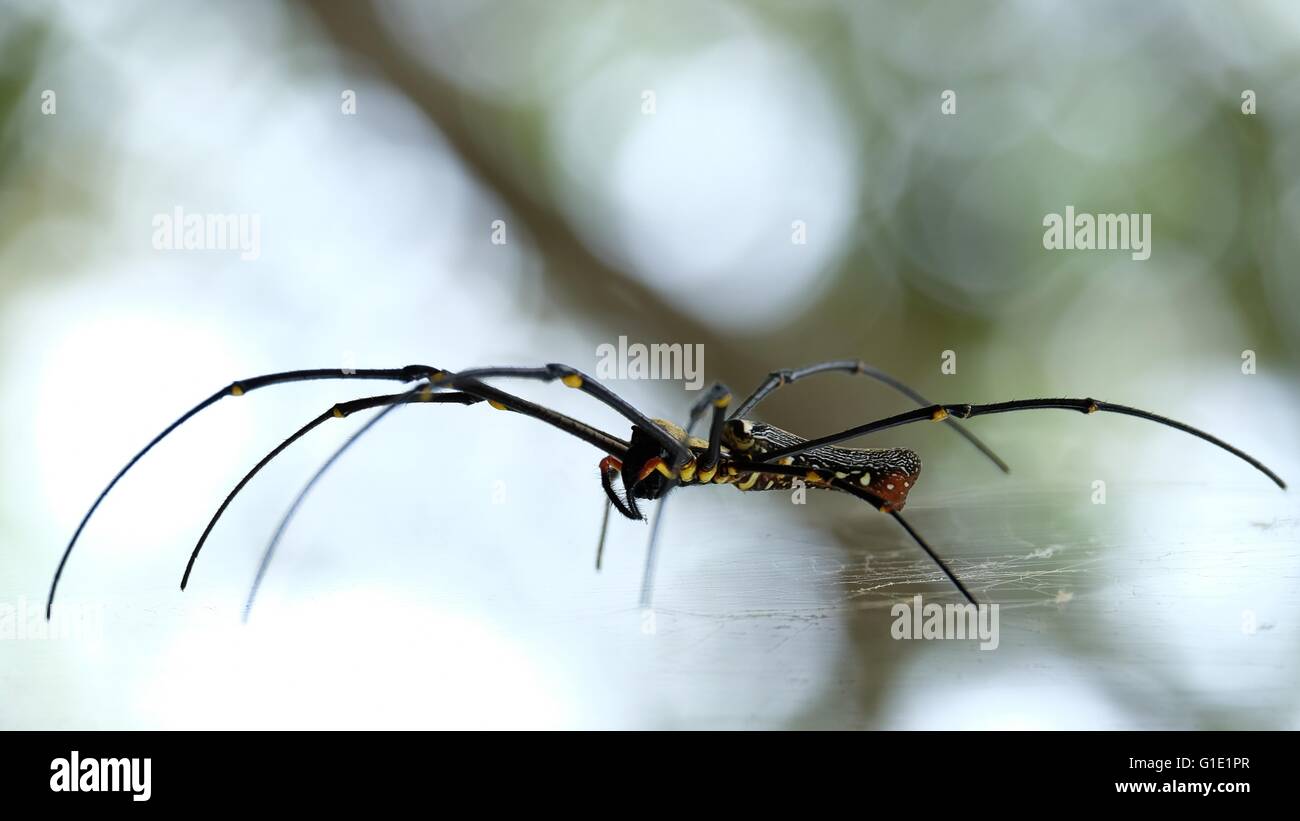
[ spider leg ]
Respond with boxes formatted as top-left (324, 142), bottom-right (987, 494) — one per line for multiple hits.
top-left (595, 494), bottom-right (613, 571)
top-left (721, 459), bottom-right (979, 605)
top-left (754, 398), bottom-right (1286, 489)
top-left (831, 477), bottom-right (978, 606)
top-left (243, 400), bottom-right (404, 622)
top-left (47, 365), bottom-right (440, 619)
top-left (432, 364), bottom-right (711, 606)
top-left (730, 359), bottom-right (1009, 473)
top-left (686, 382), bottom-right (732, 476)
top-left (640, 496), bottom-right (671, 610)
top-left (637, 382), bottom-right (733, 608)
top-left (182, 389), bottom-right (478, 590)
top-left (184, 381), bottom-right (632, 591)
top-left (433, 365), bottom-right (693, 467)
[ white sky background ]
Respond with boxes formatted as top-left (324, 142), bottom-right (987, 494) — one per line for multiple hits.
top-left (0, 0), bottom-right (1298, 729)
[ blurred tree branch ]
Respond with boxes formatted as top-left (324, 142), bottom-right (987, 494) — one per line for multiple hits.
top-left (300, 0), bottom-right (761, 382)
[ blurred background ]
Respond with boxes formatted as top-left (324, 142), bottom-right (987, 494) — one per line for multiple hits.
top-left (2, 0), bottom-right (1298, 729)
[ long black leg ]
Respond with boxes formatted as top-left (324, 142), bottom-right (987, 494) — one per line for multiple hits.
top-left (436, 374), bottom-right (632, 458)
top-left (595, 493), bottom-right (613, 571)
top-left (753, 398), bottom-right (1287, 489)
top-left (832, 478), bottom-right (977, 605)
top-left (721, 459), bottom-right (978, 605)
top-left (443, 365), bottom-right (693, 598)
top-left (637, 382), bottom-right (733, 608)
top-left (730, 359), bottom-right (1009, 473)
top-left (243, 400), bottom-right (404, 622)
top-left (182, 383), bottom-right (633, 590)
top-left (182, 390), bottom-right (478, 589)
top-left (47, 365), bottom-right (438, 619)
top-left (686, 382), bottom-right (732, 475)
top-left (433, 365), bottom-right (693, 466)
top-left (640, 498), bottom-right (670, 610)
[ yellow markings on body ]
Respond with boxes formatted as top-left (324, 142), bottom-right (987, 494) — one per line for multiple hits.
top-left (778, 457), bottom-right (794, 466)
top-left (806, 470), bottom-right (823, 482)
top-left (488, 399), bottom-right (508, 411)
top-left (737, 472), bottom-right (761, 491)
top-left (561, 373), bottom-right (583, 389)
top-left (654, 461), bottom-right (677, 480)
top-left (230, 384), bottom-right (245, 396)
top-left (858, 472), bottom-right (872, 486)
top-left (679, 460), bottom-right (698, 483)
top-left (698, 464), bottom-right (718, 483)
top-left (931, 408), bottom-right (949, 421)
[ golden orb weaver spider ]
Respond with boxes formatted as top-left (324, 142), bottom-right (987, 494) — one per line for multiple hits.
top-left (46, 360), bottom-right (1285, 620)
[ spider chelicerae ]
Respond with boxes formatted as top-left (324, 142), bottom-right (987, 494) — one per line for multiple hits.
top-left (46, 360), bottom-right (1285, 619)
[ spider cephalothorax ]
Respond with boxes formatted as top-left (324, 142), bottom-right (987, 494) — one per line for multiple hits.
top-left (596, 420), bottom-right (704, 521)
top-left (47, 358), bottom-right (1285, 619)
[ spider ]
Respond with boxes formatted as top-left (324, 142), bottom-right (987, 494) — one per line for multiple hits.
top-left (46, 360), bottom-right (1285, 620)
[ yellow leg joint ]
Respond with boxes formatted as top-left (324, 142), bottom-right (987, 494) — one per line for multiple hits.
top-left (488, 399), bottom-right (508, 411)
top-left (931, 408), bottom-right (949, 421)
top-left (230, 384), bottom-right (244, 396)
top-left (561, 374), bottom-right (583, 389)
